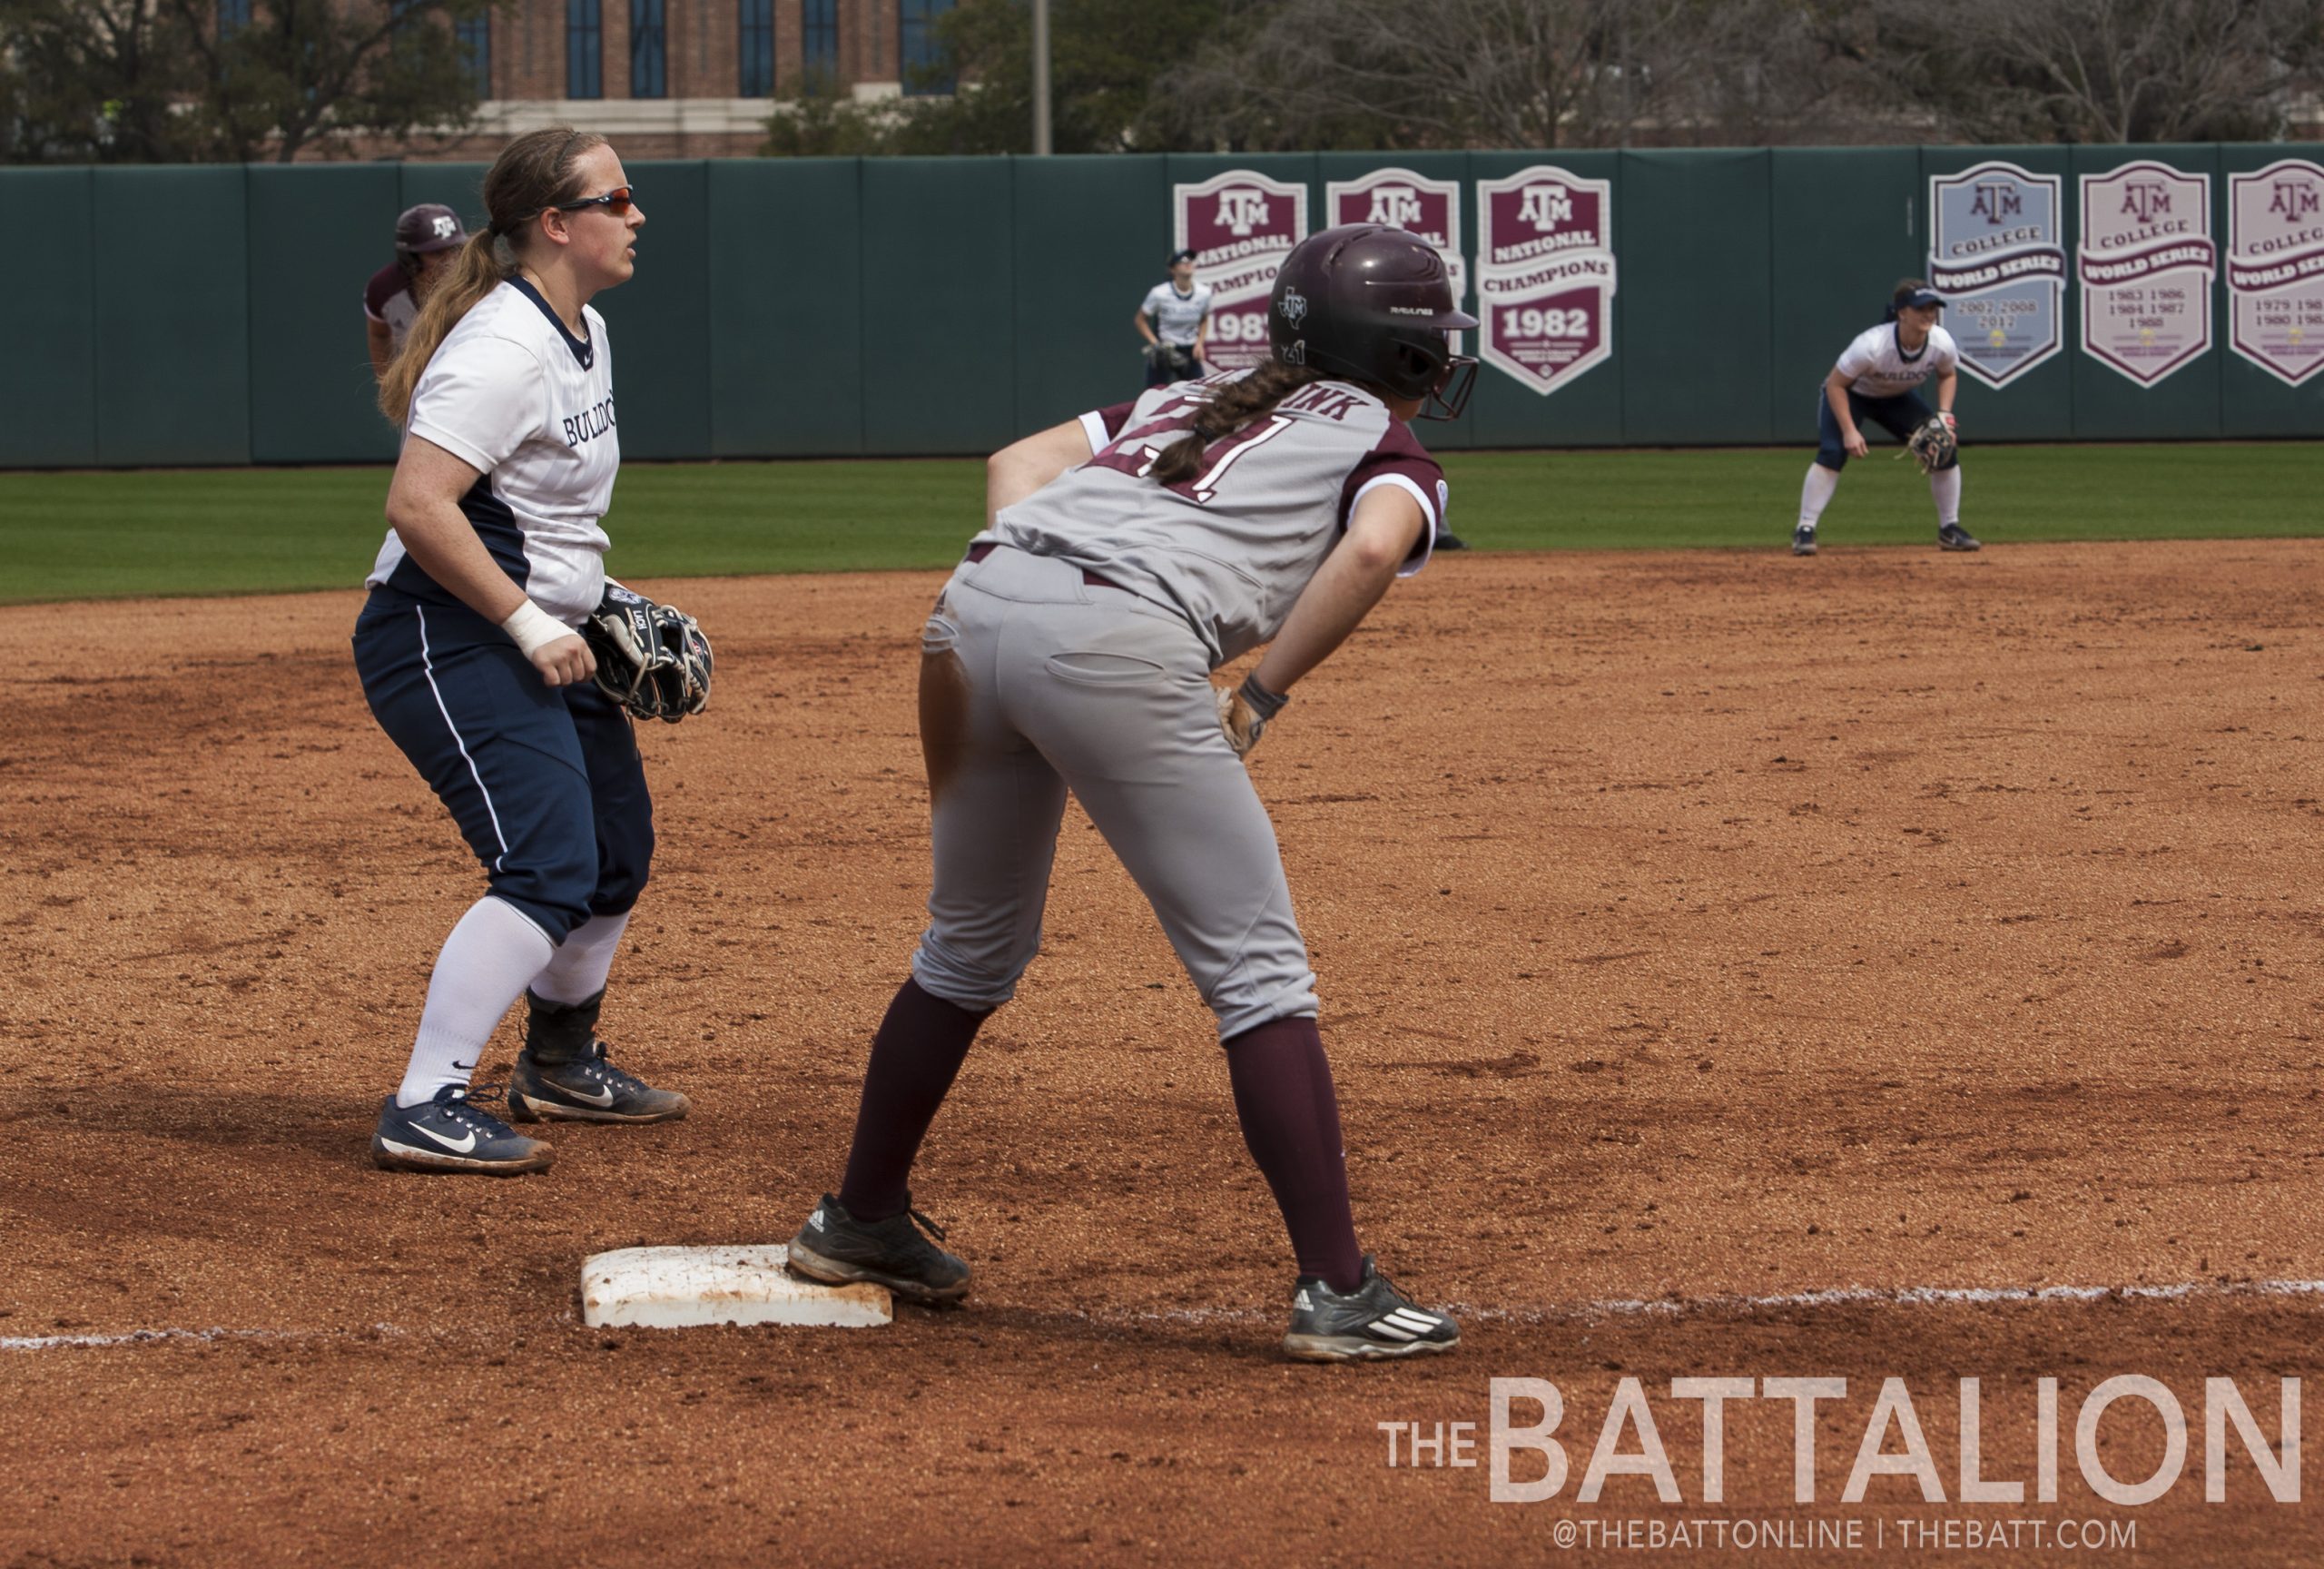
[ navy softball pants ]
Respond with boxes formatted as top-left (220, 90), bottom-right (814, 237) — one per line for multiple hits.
top-left (352, 587), bottom-right (654, 942)
top-left (1814, 388), bottom-right (1940, 471)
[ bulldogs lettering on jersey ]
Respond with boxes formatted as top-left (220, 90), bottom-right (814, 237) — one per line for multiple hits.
top-left (1141, 281), bottom-right (1216, 347)
top-left (980, 370), bottom-right (1444, 668)
top-left (368, 278), bottom-right (619, 625)
top-left (1833, 322), bottom-right (1961, 398)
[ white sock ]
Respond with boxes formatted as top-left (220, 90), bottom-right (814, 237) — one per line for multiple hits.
top-left (1799, 465), bottom-right (1840, 528)
top-left (1930, 467), bottom-right (1962, 527)
top-left (532, 911), bottom-right (632, 1005)
top-left (397, 896), bottom-right (556, 1108)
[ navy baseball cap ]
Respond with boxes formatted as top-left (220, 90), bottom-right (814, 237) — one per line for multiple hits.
top-left (1897, 285), bottom-right (1946, 310)
top-left (1167, 247), bottom-right (1197, 265)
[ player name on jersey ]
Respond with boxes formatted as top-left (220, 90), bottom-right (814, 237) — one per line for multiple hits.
top-left (1476, 165), bottom-right (1617, 397)
top-left (1928, 161), bottom-right (2067, 388)
top-left (2078, 161), bottom-right (2218, 388)
top-left (1173, 171), bottom-right (1310, 373)
top-left (2227, 159), bottom-right (2324, 388)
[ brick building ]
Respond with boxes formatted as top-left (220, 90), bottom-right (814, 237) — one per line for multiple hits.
top-left (423, 0), bottom-right (955, 160)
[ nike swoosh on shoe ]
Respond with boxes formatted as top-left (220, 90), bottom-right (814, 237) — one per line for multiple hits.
top-left (415, 1124), bottom-right (479, 1154)
top-left (562, 1083), bottom-right (616, 1107)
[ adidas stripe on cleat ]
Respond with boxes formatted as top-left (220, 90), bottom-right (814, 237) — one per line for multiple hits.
top-left (1282, 1255), bottom-right (1460, 1363)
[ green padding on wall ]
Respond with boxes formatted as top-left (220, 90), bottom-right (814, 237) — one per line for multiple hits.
top-left (595, 161), bottom-right (711, 461)
top-left (860, 159), bottom-right (1016, 455)
top-left (1768, 148), bottom-right (1921, 441)
top-left (1920, 144), bottom-right (2076, 441)
top-left (1464, 150), bottom-right (1623, 449)
top-left (2068, 144), bottom-right (2223, 440)
top-left (2218, 144), bottom-right (2324, 438)
top-left (248, 164), bottom-right (402, 464)
top-left (399, 164), bottom-right (490, 238)
top-left (1, 169), bottom-right (97, 468)
top-left (707, 160), bottom-right (863, 456)
top-left (1012, 155), bottom-right (1168, 436)
top-left (1620, 150), bottom-right (1773, 445)
top-left (94, 166), bottom-right (251, 467)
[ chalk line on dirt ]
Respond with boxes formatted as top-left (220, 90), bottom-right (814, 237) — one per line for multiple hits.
top-left (8, 1277), bottom-right (2320, 1351)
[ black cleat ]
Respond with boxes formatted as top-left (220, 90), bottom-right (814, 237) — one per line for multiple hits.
top-left (1791, 524), bottom-right (1818, 557)
top-left (509, 988), bottom-right (690, 1124)
top-left (1937, 523), bottom-right (1982, 552)
top-left (371, 1084), bottom-right (552, 1175)
top-left (1283, 1255), bottom-right (1460, 1363)
top-left (1434, 532), bottom-right (1472, 551)
top-left (786, 1193), bottom-right (971, 1307)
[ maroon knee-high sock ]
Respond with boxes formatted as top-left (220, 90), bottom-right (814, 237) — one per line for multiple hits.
top-left (836, 978), bottom-right (990, 1221)
top-left (1224, 1016), bottom-right (1365, 1293)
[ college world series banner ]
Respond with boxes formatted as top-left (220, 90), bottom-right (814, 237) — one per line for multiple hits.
top-left (1475, 166), bottom-right (1616, 396)
top-left (1325, 168), bottom-right (1468, 349)
top-left (1927, 161), bottom-right (2067, 388)
top-left (2077, 161), bottom-right (2216, 387)
top-left (1172, 171), bottom-right (1309, 373)
top-left (2226, 159), bottom-right (2324, 388)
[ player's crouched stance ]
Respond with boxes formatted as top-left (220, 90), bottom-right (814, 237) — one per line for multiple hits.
top-left (355, 128), bottom-right (701, 1176)
top-left (783, 225), bottom-right (1468, 1362)
top-left (1792, 280), bottom-right (1979, 558)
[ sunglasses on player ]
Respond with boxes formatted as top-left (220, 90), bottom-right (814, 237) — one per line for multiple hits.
top-left (554, 185), bottom-right (637, 216)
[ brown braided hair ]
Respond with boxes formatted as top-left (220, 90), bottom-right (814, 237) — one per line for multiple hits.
top-left (377, 128), bottom-right (608, 423)
top-left (1148, 361), bottom-right (1331, 485)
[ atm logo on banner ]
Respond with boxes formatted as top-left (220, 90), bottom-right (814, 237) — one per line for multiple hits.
top-left (2227, 159), bottom-right (2324, 388)
top-left (1929, 161), bottom-right (2067, 389)
top-left (1475, 166), bottom-right (1616, 398)
top-left (1326, 168), bottom-right (1468, 353)
top-left (2077, 160), bottom-right (2216, 388)
top-left (1173, 171), bottom-right (1309, 373)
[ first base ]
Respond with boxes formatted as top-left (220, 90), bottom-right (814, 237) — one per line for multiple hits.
top-left (580, 1245), bottom-right (891, 1329)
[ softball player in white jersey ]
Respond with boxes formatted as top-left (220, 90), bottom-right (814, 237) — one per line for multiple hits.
top-left (1136, 247), bottom-right (1214, 386)
top-left (787, 225), bottom-right (1477, 1362)
top-left (354, 127), bottom-right (687, 1177)
top-left (1794, 280), bottom-right (1978, 556)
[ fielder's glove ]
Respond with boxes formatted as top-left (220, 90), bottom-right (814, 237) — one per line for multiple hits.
top-left (584, 579), bottom-right (714, 724)
top-left (1214, 672), bottom-right (1288, 760)
top-left (1904, 414), bottom-right (1959, 475)
top-left (1142, 340), bottom-right (1167, 368)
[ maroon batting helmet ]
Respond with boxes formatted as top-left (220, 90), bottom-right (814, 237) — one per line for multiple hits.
top-left (394, 203), bottom-right (468, 271)
top-left (1269, 224), bottom-right (1479, 419)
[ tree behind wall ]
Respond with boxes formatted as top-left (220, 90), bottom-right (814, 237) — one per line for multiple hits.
top-left (0, 0), bottom-right (499, 163)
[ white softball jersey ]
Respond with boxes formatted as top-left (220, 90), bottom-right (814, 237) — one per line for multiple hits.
top-left (980, 372), bottom-right (1445, 668)
top-left (1832, 322), bottom-right (1960, 399)
top-left (1140, 281), bottom-right (1215, 347)
top-left (368, 279), bottom-right (619, 626)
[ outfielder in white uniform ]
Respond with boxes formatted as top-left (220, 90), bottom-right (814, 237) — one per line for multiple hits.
top-left (787, 226), bottom-right (1480, 1363)
top-left (1136, 247), bottom-right (1214, 387)
top-left (1794, 280), bottom-right (1978, 556)
top-left (355, 128), bottom-right (689, 1177)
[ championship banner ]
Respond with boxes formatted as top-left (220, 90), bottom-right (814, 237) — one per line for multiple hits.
top-left (2078, 161), bottom-right (2216, 387)
top-left (1172, 171), bottom-right (1309, 372)
top-left (1927, 162), bottom-right (2067, 388)
top-left (2226, 159), bottom-right (2324, 388)
top-left (1475, 166), bottom-right (1615, 397)
top-left (1325, 168), bottom-right (1468, 335)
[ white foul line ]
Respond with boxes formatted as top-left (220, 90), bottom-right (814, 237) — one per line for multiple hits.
top-left (9, 1278), bottom-right (2324, 1350)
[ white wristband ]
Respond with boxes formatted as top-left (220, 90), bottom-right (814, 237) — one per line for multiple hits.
top-left (500, 599), bottom-right (573, 658)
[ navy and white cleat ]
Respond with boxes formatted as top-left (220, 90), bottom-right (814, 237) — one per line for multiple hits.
top-left (371, 1084), bottom-right (552, 1175)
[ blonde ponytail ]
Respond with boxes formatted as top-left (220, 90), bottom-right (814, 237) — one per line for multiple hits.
top-left (378, 230), bottom-right (509, 422)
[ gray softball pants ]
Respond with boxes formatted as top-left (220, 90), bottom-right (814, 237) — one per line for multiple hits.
top-left (909, 545), bottom-right (1320, 1041)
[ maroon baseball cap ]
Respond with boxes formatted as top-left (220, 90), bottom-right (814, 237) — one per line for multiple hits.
top-left (395, 203), bottom-right (468, 257)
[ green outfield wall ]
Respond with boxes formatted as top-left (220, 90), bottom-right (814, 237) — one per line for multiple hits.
top-left (4, 146), bottom-right (2319, 469)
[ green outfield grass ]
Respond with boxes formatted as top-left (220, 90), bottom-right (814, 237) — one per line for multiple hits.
top-left (2, 442), bottom-right (2317, 605)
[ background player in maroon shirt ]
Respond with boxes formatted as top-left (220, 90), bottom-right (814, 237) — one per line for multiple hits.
top-left (366, 203), bottom-right (469, 381)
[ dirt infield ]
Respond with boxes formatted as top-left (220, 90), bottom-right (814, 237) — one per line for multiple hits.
top-left (3, 542), bottom-right (2319, 1566)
